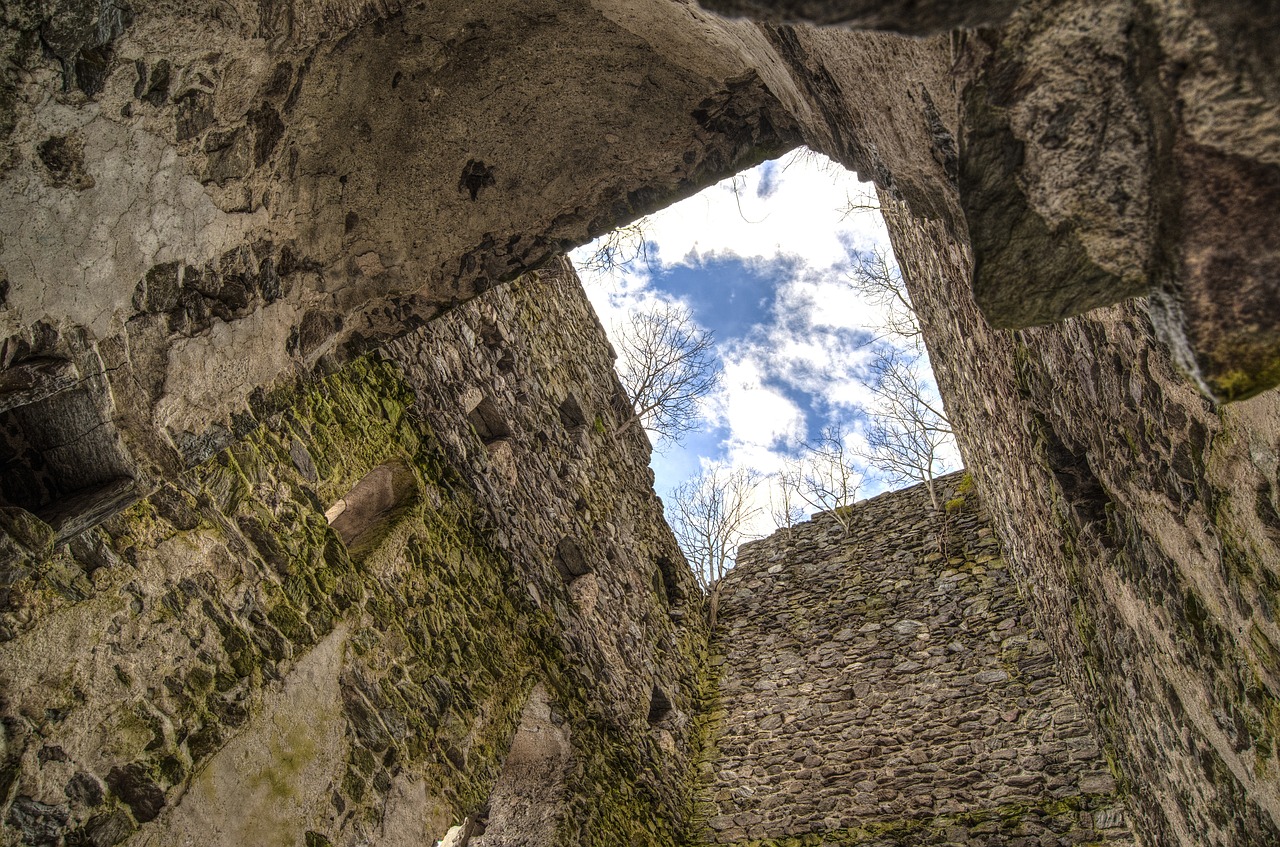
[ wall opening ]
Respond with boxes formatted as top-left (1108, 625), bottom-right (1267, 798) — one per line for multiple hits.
top-left (654, 554), bottom-right (682, 606)
top-left (324, 462), bottom-right (417, 549)
top-left (647, 684), bottom-right (674, 725)
top-left (552, 536), bottom-right (592, 583)
top-left (572, 145), bottom-right (960, 584)
top-left (0, 357), bottom-right (136, 540)
top-left (558, 394), bottom-right (588, 430)
top-left (466, 396), bottom-right (511, 445)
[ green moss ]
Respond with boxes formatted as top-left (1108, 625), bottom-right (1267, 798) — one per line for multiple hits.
top-left (267, 602), bottom-right (315, 646)
top-left (1208, 358), bottom-right (1280, 403)
top-left (60, 340), bottom-right (705, 843)
top-left (680, 648), bottom-right (726, 846)
top-left (0, 506), bottom-right (55, 554)
top-left (1072, 597), bottom-right (1097, 645)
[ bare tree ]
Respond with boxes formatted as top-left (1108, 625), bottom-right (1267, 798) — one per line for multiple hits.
top-left (779, 426), bottom-right (865, 535)
top-left (615, 300), bottom-right (721, 445)
top-left (838, 184), bottom-right (882, 221)
top-left (576, 217), bottom-right (653, 275)
top-left (843, 244), bottom-right (957, 509)
top-left (769, 470), bottom-right (804, 535)
top-left (857, 347), bottom-right (955, 511)
top-left (669, 467), bottom-right (762, 591)
top-left (846, 245), bottom-right (921, 344)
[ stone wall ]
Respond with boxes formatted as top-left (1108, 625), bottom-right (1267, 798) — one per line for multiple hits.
top-left (0, 0), bottom-right (801, 484)
top-left (880, 197), bottom-right (1280, 847)
top-left (0, 262), bottom-right (707, 847)
top-left (751, 14), bottom-right (1280, 846)
top-left (695, 473), bottom-right (1133, 846)
top-left (4, 2), bottom-right (1280, 845)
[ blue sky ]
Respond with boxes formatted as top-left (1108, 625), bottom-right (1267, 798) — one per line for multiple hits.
top-left (571, 149), bottom-right (959, 533)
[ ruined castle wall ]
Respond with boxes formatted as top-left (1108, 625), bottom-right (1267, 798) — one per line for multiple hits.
top-left (4, 2), bottom-right (1280, 846)
top-left (0, 0), bottom-right (802, 480)
top-left (695, 474), bottom-right (1133, 846)
top-left (749, 16), bottom-right (1280, 846)
top-left (877, 199), bottom-right (1280, 847)
top-left (0, 263), bottom-right (706, 847)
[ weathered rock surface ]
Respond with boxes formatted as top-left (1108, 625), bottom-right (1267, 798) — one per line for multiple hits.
top-left (0, 0), bottom-right (801, 479)
top-left (3, 2), bottom-right (1280, 846)
top-left (884, 198), bottom-right (1280, 847)
top-left (0, 264), bottom-right (706, 847)
top-left (732, 13), bottom-right (1280, 846)
top-left (697, 474), bottom-right (1134, 846)
top-left (696, 0), bottom-right (1021, 32)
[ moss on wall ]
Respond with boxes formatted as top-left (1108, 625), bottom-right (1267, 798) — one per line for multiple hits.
top-left (1, 269), bottom-right (708, 847)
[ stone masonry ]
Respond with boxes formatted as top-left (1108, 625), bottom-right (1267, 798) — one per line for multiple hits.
top-left (0, 262), bottom-right (706, 847)
top-left (5, 2), bottom-right (1280, 842)
top-left (697, 473), bottom-right (1134, 846)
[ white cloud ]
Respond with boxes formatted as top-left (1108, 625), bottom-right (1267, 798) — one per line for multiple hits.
top-left (580, 264), bottom-right (653, 341)
top-left (572, 147), bottom-right (960, 533)
top-left (773, 267), bottom-right (895, 334)
top-left (639, 150), bottom-right (889, 270)
top-left (708, 356), bottom-right (806, 459)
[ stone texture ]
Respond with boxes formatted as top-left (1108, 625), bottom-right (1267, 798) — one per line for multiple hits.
top-left (883, 194), bottom-right (1280, 847)
top-left (695, 474), bottom-right (1134, 846)
top-left (2, 3), bottom-right (1280, 846)
top-left (958, 0), bottom-right (1280, 401)
top-left (738, 18), bottom-right (1280, 846)
top-left (0, 0), bottom-right (801, 472)
top-left (0, 264), bottom-right (706, 847)
top-left (695, 1), bottom-right (1020, 32)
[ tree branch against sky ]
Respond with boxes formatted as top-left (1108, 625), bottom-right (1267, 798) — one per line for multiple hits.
top-left (846, 245), bottom-right (921, 344)
top-left (856, 347), bottom-right (955, 511)
top-left (779, 426), bottom-right (866, 535)
top-left (770, 469), bottom-right (805, 534)
top-left (614, 300), bottom-right (721, 446)
top-left (570, 147), bottom-right (948, 542)
top-left (829, 240), bottom-right (958, 510)
top-left (669, 467), bottom-right (762, 591)
top-left (576, 216), bottom-right (654, 275)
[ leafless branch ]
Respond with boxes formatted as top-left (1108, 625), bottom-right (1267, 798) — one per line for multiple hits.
top-left (846, 245), bottom-right (921, 344)
top-left (577, 217), bottom-right (654, 275)
top-left (669, 467), bottom-right (763, 591)
top-left (839, 186), bottom-right (882, 220)
top-left (779, 426), bottom-right (865, 535)
top-left (614, 300), bottom-right (721, 446)
top-left (855, 347), bottom-right (955, 510)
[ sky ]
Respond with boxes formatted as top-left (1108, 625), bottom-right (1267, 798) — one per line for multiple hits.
top-left (570, 149), bottom-right (961, 541)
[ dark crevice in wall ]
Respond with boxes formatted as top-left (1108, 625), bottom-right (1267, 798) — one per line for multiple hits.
top-left (0, 358), bottom-right (136, 540)
top-left (553, 537), bottom-right (592, 583)
top-left (558, 394), bottom-right (588, 430)
top-left (654, 555), bottom-right (683, 607)
top-left (647, 685), bottom-right (673, 725)
top-left (467, 397), bottom-right (512, 445)
top-left (1029, 408), bottom-right (1113, 534)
